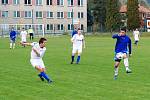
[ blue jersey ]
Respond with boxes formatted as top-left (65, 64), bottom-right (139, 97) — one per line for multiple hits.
top-left (72, 30), bottom-right (77, 37)
top-left (10, 30), bottom-right (16, 40)
top-left (112, 34), bottom-right (132, 54)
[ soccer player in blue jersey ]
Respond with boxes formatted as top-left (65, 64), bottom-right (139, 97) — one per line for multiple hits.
top-left (21, 38), bottom-right (53, 84)
top-left (71, 28), bottom-right (77, 37)
top-left (112, 28), bottom-right (132, 79)
top-left (9, 28), bottom-right (17, 49)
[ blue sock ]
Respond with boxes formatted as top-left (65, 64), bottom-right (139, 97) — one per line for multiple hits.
top-left (38, 73), bottom-right (42, 77)
top-left (41, 72), bottom-right (51, 81)
top-left (77, 56), bottom-right (80, 63)
top-left (72, 56), bottom-right (75, 62)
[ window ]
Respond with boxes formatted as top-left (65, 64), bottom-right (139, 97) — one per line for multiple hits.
top-left (81, 12), bottom-right (84, 18)
top-left (57, 12), bottom-right (64, 18)
top-left (13, 0), bottom-right (19, 4)
top-left (57, 24), bottom-right (63, 30)
top-left (57, 0), bottom-right (64, 6)
top-left (25, 25), bottom-right (31, 29)
top-left (78, 0), bottom-right (83, 6)
top-left (24, 11), bottom-right (32, 18)
top-left (47, 24), bottom-right (53, 30)
top-left (78, 12), bottom-right (84, 18)
top-left (24, 0), bottom-right (31, 5)
top-left (36, 11), bottom-right (43, 18)
top-left (46, 0), bottom-right (52, 5)
top-left (37, 25), bottom-right (43, 30)
top-left (36, 0), bottom-right (43, 5)
top-left (2, 0), bottom-right (8, 4)
top-left (81, 24), bottom-right (84, 30)
top-left (14, 11), bottom-right (20, 18)
top-left (2, 11), bottom-right (8, 18)
top-left (68, 0), bottom-right (73, 6)
top-left (47, 11), bottom-right (53, 18)
top-left (68, 24), bottom-right (73, 30)
top-left (67, 12), bottom-right (73, 18)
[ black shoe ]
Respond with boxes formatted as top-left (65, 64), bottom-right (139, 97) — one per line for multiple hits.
top-left (71, 62), bottom-right (73, 64)
top-left (114, 75), bottom-right (118, 80)
top-left (48, 80), bottom-right (53, 84)
top-left (38, 74), bottom-right (44, 81)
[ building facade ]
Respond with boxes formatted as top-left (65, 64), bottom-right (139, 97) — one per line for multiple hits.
top-left (0, 0), bottom-right (87, 34)
top-left (120, 5), bottom-right (150, 30)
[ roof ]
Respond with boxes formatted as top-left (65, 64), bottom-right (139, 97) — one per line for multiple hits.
top-left (120, 5), bottom-right (150, 13)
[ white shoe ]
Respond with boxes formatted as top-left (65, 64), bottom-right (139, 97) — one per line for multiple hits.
top-left (126, 69), bottom-right (132, 73)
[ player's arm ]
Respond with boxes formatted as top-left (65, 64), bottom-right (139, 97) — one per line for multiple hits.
top-left (21, 42), bottom-right (32, 46)
top-left (82, 37), bottom-right (85, 48)
top-left (128, 38), bottom-right (132, 56)
top-left (71, 35), bottom-right (75, 43)
top-left (112, 34), bottom-right (119, 39)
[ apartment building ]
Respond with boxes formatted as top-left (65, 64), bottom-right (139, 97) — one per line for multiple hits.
top-left (0, 0), bottom-right (87, 34)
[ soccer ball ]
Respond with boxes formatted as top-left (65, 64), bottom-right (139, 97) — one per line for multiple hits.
top-left (116, 53), bottom-right (124, 59)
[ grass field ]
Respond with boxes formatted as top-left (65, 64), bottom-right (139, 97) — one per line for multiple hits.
top-left (0, 35), bottom-right (150, 100)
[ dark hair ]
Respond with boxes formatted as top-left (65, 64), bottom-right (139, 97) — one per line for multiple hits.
top-left (78, 28), bottom-right (81, 30)
top-left (120, 28), bottom-right (126, 32)
top-left (39, 38), bottom-right (47, 44)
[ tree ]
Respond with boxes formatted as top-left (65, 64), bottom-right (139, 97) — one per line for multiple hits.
top-left (105, 0), bottom-right (121, 32)
top-left (127, 0), bottom-right (140, 30)
top-left (91, 0), bottom-right (107, 32)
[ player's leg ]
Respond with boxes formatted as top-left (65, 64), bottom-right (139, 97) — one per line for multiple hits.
top-left (31, 33), bottom-right (34, 40)
top-left (35, 66), bottom-right (45, 81)
top-left (23, 41), bottom-right (26, 47)
top-left (76, 53), bottom-right (81, 64)
top-left (12, 40), bottom-right (15, 49)
top-left (114, 60), bottom-right (121, 80)
top-left (35, 66), bottom-right (53, 83)
top-left (29, 33), bottom-right (32, 40)
top-left (123, 53), bottom-right (132, 73)
top-left (76, 48), bottom-right (82, 64)
top-left (136, 40), bottom-right (138, 45)
top-left (37, 60), bottom-right (52, 83)
top-left (71, 48), bottom-right (77, 64)
top-left (10, 39), bottom-right (13, 49)
top-left (114, 53), bottom-right (122, 79)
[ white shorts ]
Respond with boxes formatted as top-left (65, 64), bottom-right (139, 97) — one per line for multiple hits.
top-left (21, 38), bottom-right (26, 42)
top-left (72, 47), bottom-right (82, 54)
top-left (30, 59), bottom-right (45, 69)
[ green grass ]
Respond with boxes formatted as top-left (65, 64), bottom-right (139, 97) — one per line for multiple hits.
top-left (0, 36), bottom-right (150, 100)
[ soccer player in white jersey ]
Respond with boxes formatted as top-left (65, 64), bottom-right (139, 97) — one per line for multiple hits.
top-left (21, 38), bottom-right (52, 84)
top-left (133, 28), bottom-right (140, 45)
top-left (71, 29), bottom-right (85, 64)
top-left (20, 27), bottom-right (27, 47)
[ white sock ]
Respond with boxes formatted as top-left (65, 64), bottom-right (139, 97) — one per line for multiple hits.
top-left (114, 67), bottom-right (118, 76)
top-left (10, 43), bottom-right (12, 48)
top-left (124, 58), bottom-right (130, 71)
top-left (13, 43), bottom-right (15, 49)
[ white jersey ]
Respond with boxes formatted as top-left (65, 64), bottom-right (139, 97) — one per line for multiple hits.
top-left (31, 42), bottom-right (46, 59)
top-left (20, 31), bottom-right (27, 42)
top-left (71, 34), bottom-right (84, 48)
top-left (133, 30), bottom-right (140, 41)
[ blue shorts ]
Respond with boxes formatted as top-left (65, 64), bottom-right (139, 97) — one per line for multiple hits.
top-left (10, 39), bottom-right (16, 43)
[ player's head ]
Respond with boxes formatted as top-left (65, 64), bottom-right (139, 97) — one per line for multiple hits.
top-left (77, 28), bottom-right (82, 35)
top-left (119, 28), bottom-right (126, 36)
top-left (39, 38), bottom-right (47, 48)
top-left (11, 27), bottom-right (14, 31)
top-left (22, 27), bottom-right (25, 30)
top-left (74, 28), bottom-right (77, 31)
